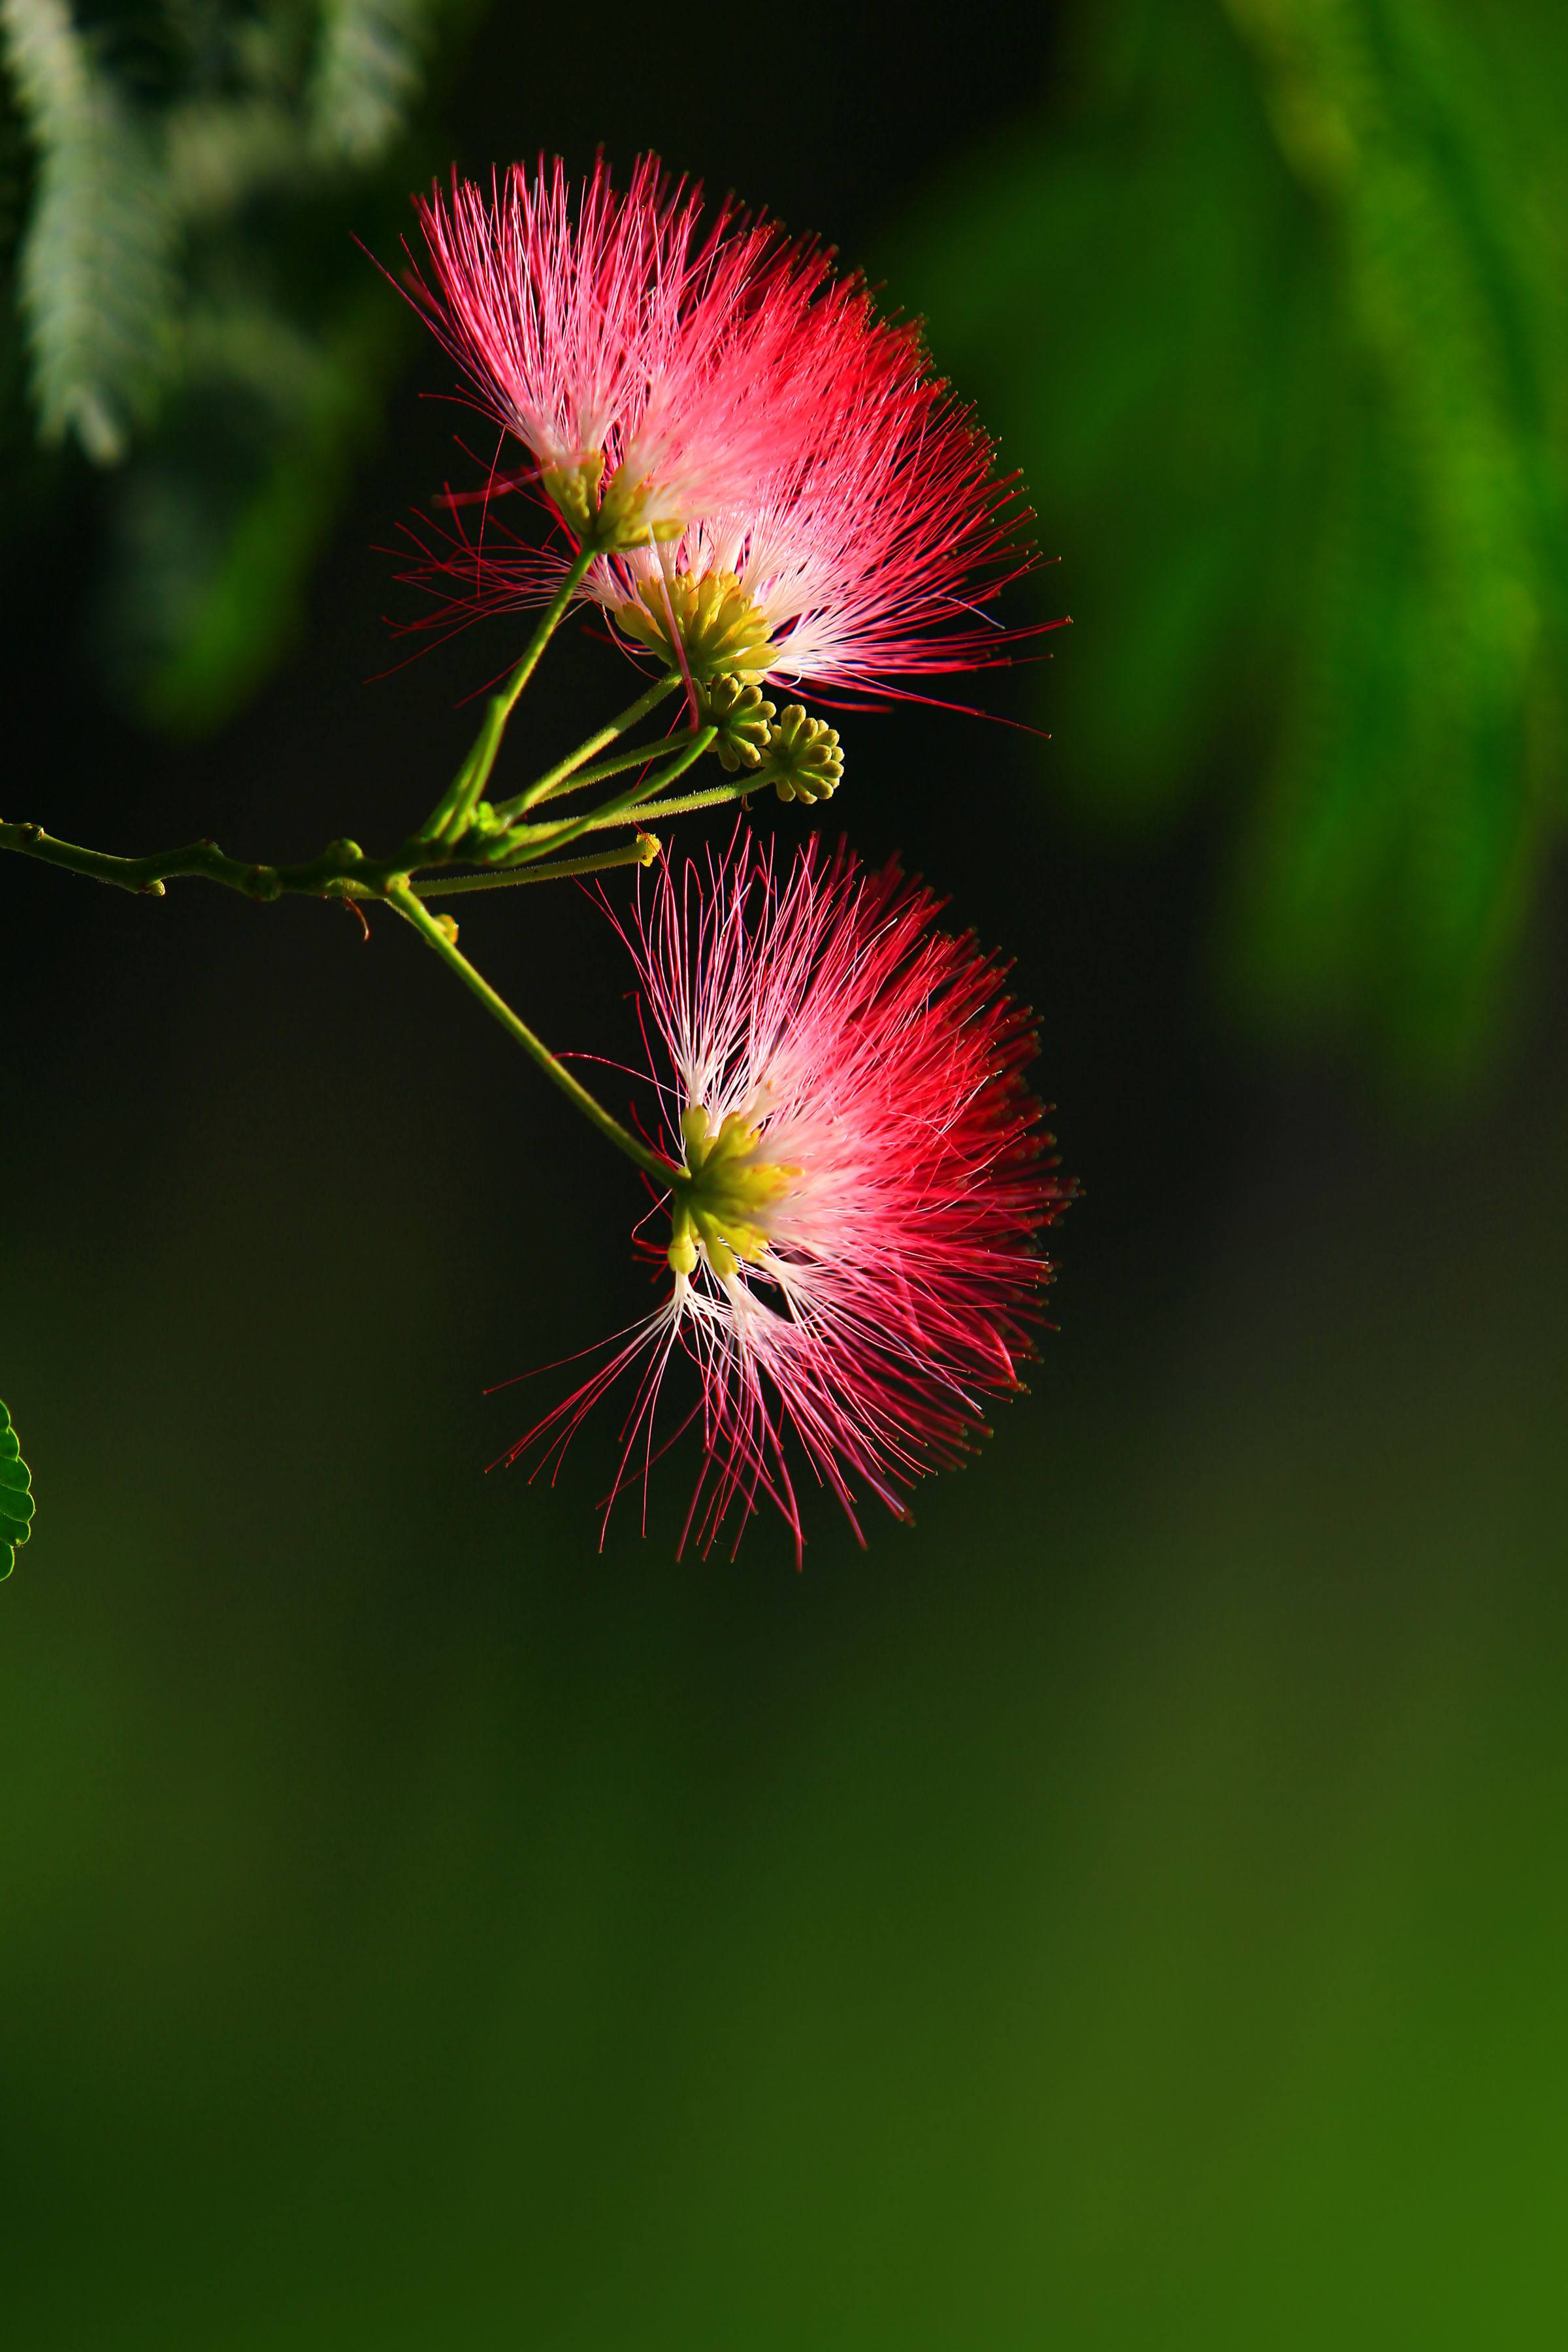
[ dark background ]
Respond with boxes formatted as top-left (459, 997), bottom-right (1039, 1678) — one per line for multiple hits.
top-left (5, 2), bottom-right (1568, 2342)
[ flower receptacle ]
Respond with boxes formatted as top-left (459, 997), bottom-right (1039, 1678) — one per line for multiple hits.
top-left (542, 458), bottom-right (687, 553)
top-left (617, 571), bottom-right (779, 683)
top-left (666, 1101), bottom-right (799, 1279)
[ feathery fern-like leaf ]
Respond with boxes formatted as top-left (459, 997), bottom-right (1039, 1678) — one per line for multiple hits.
top-left (0, 0), bottom-right (177, 461)
top-left (0, 1396), bottom-right (33, 1578)
top-left (310, 0), bottom-right (428, 165)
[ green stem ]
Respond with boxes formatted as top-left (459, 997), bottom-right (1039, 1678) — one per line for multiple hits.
top-left (0, 819), bottom-right (419, 900)
top-left (411, 836), bottom-right (662, 896)
top-left (564, 777), bottom-right (759, 834)
top-left (529, 732), bottom-right (685, 801)
top-left (491, 673), bottom-right (681, 819)
top-left (418, 545), bottom-right (596, 845)
top-left (389, 885), bottom-right (674, 1184)
top-left (501, 726), bottom-right (718, 865)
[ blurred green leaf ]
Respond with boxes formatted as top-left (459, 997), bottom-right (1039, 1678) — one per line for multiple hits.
top-left (0, 0), bottom-right (177, 462)
top-left (310, 0), bottom-right (429, 164)
top-left (896, 0), bottom-right (1568, 1077)
top-left (117, 295), bottom-right (402, 730)
top-left (0, 1396), bottom-right (33, 1576)
top-left (0, 0), bottom-right (478, 728)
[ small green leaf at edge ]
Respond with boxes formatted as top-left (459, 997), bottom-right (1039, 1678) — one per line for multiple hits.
top-left (0, 1397), bottom-right (35, 1579)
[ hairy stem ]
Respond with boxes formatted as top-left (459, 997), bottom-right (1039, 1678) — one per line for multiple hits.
top-left (491, 673), bottom-right (681, 819)
top-left (388, 885), bottom-right (674, 1183)
top-left (527, 732), bottom-right (686, 801)
top-left (566, 777), bottom-right (760, 833)
top-left (501, 726), bottom-right (718, 865)
top-left (411, 836), bottom-right (662, 896)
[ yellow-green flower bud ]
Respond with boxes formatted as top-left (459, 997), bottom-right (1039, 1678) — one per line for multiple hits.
top-left (760, 704), bottom-right (844, 803)
top-left (703, 676), bottom-right (777, 772)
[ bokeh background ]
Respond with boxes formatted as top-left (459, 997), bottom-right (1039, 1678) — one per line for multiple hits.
top-left (5, 1), bottom-right (1568, 2342)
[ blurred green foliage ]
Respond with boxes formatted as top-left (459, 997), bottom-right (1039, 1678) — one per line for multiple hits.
top-left (0, 0), bottom-right (477, 728)
top-left (4, 908), bottom-right (1568, 2343)
top-left (898, 0), bottom-right (1568, 1076)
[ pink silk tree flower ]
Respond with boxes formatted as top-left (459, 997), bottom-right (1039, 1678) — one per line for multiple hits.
top-left (395, 156), bottom-right (1045, 699)
top-left (589, 301), bottom-right (1034, 696)
top-left (502, 833), bottom-right (1074, 1561)
top-left (402, 155), bottom-right (845, 548)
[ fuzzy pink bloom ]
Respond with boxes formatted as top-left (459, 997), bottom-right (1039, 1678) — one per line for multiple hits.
top-left (503, 833), bottom-right (1073, 1561)
top-left (403, 155), bottom-right (845, 538)
top-left (582, 304), bottom-right (1032, 694)
top-left (395, 155), bottom-right (1045, 698)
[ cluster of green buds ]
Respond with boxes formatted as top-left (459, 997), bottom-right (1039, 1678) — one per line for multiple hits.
top-left (700, 678), bottom-right (843, 804)
top-left (704, 676), bottom-right (776, 772)
top-left (666, 1103), bottom-right (799, 1281)
top-left (758, 704), bottom-right (843, 804)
